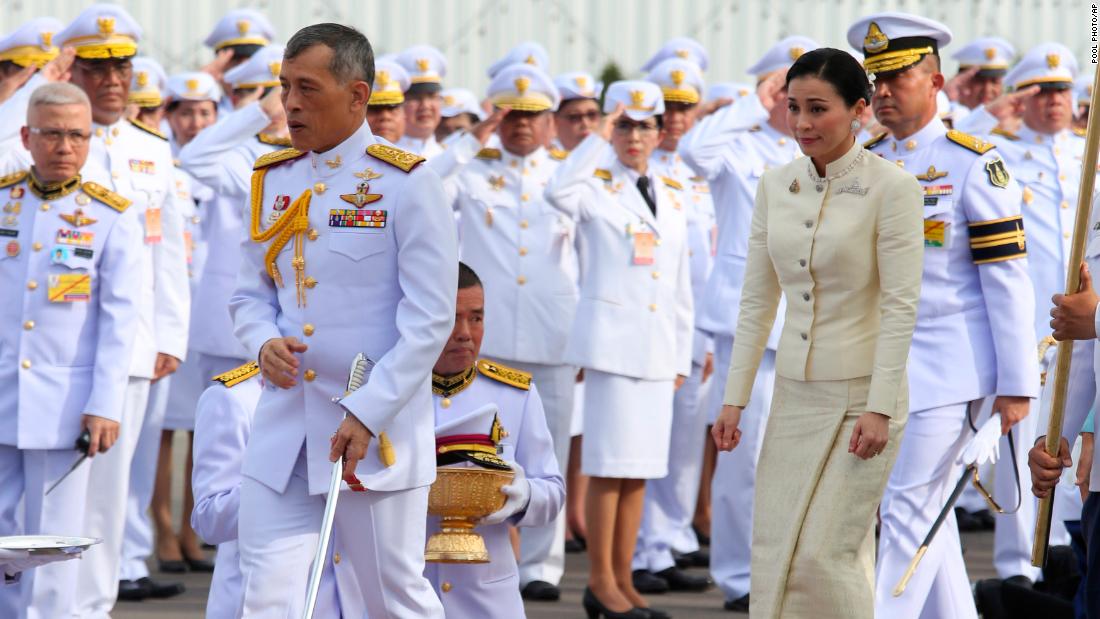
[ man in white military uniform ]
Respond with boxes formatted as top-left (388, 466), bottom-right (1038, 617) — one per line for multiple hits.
top-left (842, 14), bottom-right (1040, 618)
top-left (0, 82), bottom-right (143, 619)
top-left (202, 9), bottom-right (276, 116)
top-left (677, 34), bottom-right (817, 612)
top-left (552, 71), bottom-right (602, 153)
top-left (0, 19), bottom-right (71, 174)
top-left (437, 88), bottom-right (485, 143)
top-left (631, 54), bottom-right (715, 595)
top-left (191, 361), bottom-right (263, 619)
top-left (0, 17), bottom-right (63, 83)
top-left (431, 63), bottom-right (577, 601)
top-left (395, 45), bottom-right (447, 158)
top-left (944, 37), bottom-right (1015, 126)
top-left (229, 24), bottom-right (454, 617)
top-left (424, 262), bottom-right (564, 617)
top-left (366, 58), bottom-right (410, 145)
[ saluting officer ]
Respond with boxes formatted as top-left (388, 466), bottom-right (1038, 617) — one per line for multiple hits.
top-left (551, 71), bottom-right (602, 152)
top-left (395, 44), bottom-right (447, 158)
top-left (0, 82), bottom-right (143, 619)
top-left (0, 17), bottom-right (67, 172)
top-left (202, 9), bottom-right (276, 116)
top-left (229, 24), bottom-right (455, 617)
top-left (425, 263), bottom-right (565, 617)
top-left (0, 17), bottom-right (63, 84)
top-left (365, 58), bottom-right (411, 145)
top-left (844, 13), bottom-right (1039, 618)
top-left (945, 37), bottom-right (1015, 125)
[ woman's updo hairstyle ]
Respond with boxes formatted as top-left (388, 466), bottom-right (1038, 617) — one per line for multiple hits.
top-left (785, 48), bottom-right (872, 106)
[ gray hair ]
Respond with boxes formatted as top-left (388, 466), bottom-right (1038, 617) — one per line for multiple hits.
top-left (285, 23), bottom-right (374, 86)
top-left (28, 82), bottom-right (90, 116)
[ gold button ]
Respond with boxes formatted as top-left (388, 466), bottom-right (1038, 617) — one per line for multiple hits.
top-left (27, 280), bottom-right (37, 290)
top-left (441, 582), bottom-right (453, 593)
top-left (32, 242), bottom-right (42, 251)
top-left (1062, 201), bottom-right (1070, 210)
top-left (94, 127), bottom-right (104, 137)
top-left (23, 320), bottom-right (34, 330)
top-left (20, 359), bottom-right (31, 369)
top-left (649, 304), bottom-right (657, 312)
top-left (308, 228), bottom-right (319, 241)
top-left (651, 271), bottom-right (660, 279)
top-left (441, 398), bottom-right (451, 409)
top-left (303, 323), bottom-right (315, 336)
top-left (313, 182), bottom-right (326, 194)
top-left (304, 276), bottom-right (317, 289)
top-left (517, 276), bottom-right (527, 285)
top-left (191, 216), bottom-right (200, 224)
top-left (304, 369), bottom-right (316, 382)
top-left (778, 138), bottom-right (787, 146)
top-left (1059, 174), bottom-right (1066, 181)
top-left (111, 172), bottom-right (119, 179)
top-left (1064, 232), bottom-right (1071, 239)
top-left (521, 193), bottom-right (530, 202)
top-left (519, 220), bottom-right (529, 229)
top-left (39, 203), bottom-right (50, 211)
top-left (655, 239), bottom-right (661, 246)
top-left (518, 247), bottom-right (528, 256)
top-left (333, 552), bottom-right (341, 564)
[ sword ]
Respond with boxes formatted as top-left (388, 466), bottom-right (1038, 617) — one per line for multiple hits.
top-left (302, 353), bottom-right (373, 619)
top-left (45, 430), bottom-right (92, 496)
top-left (893, 464), bottom-right (975, 596)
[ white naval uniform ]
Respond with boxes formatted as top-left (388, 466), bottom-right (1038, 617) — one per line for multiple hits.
top-left (191, 368), bottom-right (262, 619)
top-left (0, 170), bottom-right (143, 619)
top-left (438, 133), bottom-right (579, 587)
top-left (425, 363), bottom-right (565, 618)
top-left (677, 95), bottom-right (799, 602)
top-left (397, 133), bottom-right (445, 159)
top-left (544, 133), bottom-right (693, 479)
top-left (230, 121), bottom-right (454, 618)
top-left (871, 119), bottom-right (1040, 618)
top-left (73, 117), bottom-right (190, 618)
top-left (634, 147), bottom-right (716, 572)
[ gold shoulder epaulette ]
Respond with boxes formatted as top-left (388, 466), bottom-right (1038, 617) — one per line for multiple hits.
top-left (0, 170), bottom-right (28, 189)
top-left (548, 148), bottom-right (568, 160)
top-left (253, 147), bottom-right (305, 170)
top-left (366, 143), bottom-right (425, 172)
top-left (992, 127), bottom-right (1020, 141)
top-left (661, 176), bottom-right (683, 190)
top-left (1074, 126), bottom-right (1087, 137)
top-left (946, 129), bottom-right (995, 155)
top-left (863, 132), bottom-right (888, 149)
top-left (257, 133), bottom-right (293, 147)
top-left (212, 361), bottom-right (260, 388)
top-left (476, 148), bottom-right (502, 160)
top-left (82, 181), bottom-right (131, 212)
top-left (128, 118), bottom-right (167, 141)
top-left (476, 359), bottom-right (531, 391)
top-left (593, 168), bottom-right (612, 181)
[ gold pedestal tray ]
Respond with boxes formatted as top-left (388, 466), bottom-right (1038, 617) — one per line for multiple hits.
top-left (424, 466), bottom-right (514, 564)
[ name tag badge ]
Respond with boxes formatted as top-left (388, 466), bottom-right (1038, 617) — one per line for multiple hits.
top-left (56, 228), bottom-right (94, 247)
top-left (633, 231), bottom-right (656, 265)
top-left (48, 273), bottom-right (91, 302)
top-left (129, 159), bottom-right (156, 174)
top-left (328, 209), bottom-right (387, 229)
top-left (145, 207), bottom-right (162, 244)
top-left (924, 220), bottom-right (948, 248)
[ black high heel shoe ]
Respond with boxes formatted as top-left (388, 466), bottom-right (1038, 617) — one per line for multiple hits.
top-left (637, 607), bottom-right (672, 619)
top-left (582, 588), bottom-right (648, 619)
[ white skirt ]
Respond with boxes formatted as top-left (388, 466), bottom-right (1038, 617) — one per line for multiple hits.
top-left (581, 370), bottom-right (674, 479)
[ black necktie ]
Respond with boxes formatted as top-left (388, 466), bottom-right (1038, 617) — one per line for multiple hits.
top-left (636, 176), bottom-right (656, 216)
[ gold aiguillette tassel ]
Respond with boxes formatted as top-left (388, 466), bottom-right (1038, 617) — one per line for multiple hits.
top-left (378, 432), bottom-right (395, 467)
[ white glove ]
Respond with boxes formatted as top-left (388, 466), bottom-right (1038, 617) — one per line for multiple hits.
top-left (959, 413), bottom-right (1002, 466)
top-left (481, 461), bottom-right (531, 525)
top-left (0, 548), bottom-right (82, 577)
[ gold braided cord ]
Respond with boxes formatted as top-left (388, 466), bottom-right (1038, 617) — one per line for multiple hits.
top-left (249, 166), bottom-right (312, 305)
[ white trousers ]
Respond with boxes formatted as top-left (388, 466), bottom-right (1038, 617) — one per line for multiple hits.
top-left (710, 339), bottom-right (775, 601)
top-left (506, 360), bottom-right (575, 587)
top-left (238, 449), bottom-right (443, 619)
top-left (633, 360), bottom-right (712, 572)
top-left (119, 374), bottom-right (170, 581)
top-left (75, 376), bottom-right (150, 618)
top-left (0, 446), bottom-right (92, 619)
top-left (875, 402), bottom-right (978, 619)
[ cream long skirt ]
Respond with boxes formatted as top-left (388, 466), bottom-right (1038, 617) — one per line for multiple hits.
top-left (750, 374), bottom-right (908, 619)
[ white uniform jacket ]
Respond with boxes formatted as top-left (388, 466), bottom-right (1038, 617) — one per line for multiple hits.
top-left (544, 134), bottom-right (693, 380)
top-left (0, 170), bottom-right (143, 448)
top-left (230, 121), bottom-right (458, 495)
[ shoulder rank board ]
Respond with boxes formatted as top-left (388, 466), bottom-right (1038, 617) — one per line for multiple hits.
top-left (476, 359), bottom-right (531, 390)
top-left (593, 168), bottom-right (613, 181)
top-left (548, 148), bottom-right (568, 161)
top-left (476, 148), bottom-right (502, 160)
top-left (212, 361), bottom-right (260, 387)
top-left (366, 144), bottom-right (425, 173)
top-left (0, 170), bottom-right (28, 189)
top-left (128, 118), bottom-right (167, 141)
top-left (946, 130), bottom-right (995, 155)
top-left (863, 132), bottom-right (888, 149)
top-left (660, 176), bottom-right (683, 190)
top-left (82, 181), bottom-right (131, 212)
top-left (253, 147), bottom-right (306, 170)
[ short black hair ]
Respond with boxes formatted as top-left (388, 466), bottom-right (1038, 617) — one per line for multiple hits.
top-left (458, 262), bottom-right (482, 290)
top-left (285, 23), bottom-right (374, 86)
top-left (786, 47), bottom-right (872, 107)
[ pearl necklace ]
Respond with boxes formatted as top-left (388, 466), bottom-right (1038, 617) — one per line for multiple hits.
top-left (807, 149), bottom-right (865, 193)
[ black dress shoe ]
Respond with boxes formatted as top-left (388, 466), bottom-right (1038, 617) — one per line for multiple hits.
top-left (565, 538), bottom-right (587, 553)
top-left (521, 580), bottom-right (561, 601)
top-left (582, 587), bottom-right (649, 619)
top-left (954, 507), bottom-right (984, 532)
top-left (723, 593), bottom-right (750, 613)
top-left (185, 556), bottom-right (216, 573)
top-left (974, 508), bottom-right (996, 530)
top-left (117, 579), bottom-right (150, 602)
top-left (674, 549), bottom-right (709, 569)
top-left (693, 525), bottom-right (710, 547)
top-left (631, 569), bottom-right (670, 594)
top-left (655, 566), bottom-right (712, 592)
top-left (1004, 575), bottom-right (1035, 589)
top-left (157, 559), bottom-right (187, 573)
top-left (118, 577), bottom-right (185, 601)
top-left (146, 577), bottom-right (186, 599)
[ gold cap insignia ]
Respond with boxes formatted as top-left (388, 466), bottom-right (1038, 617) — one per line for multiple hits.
top-left (185, 78), bottom-right (200, 94)
top-left (416, 58), bottom-right (429, 72)
top-left (864, 22), bottom-right (888, 54)
top-left (670, 69), bottom-right (684, 86)
top-left (675, 49), bottom-right (689, 59)
top-left (1047, 53), bottom-right (1060, 69)
top-left (630, 90), bottom-right (646, 107)
top-left (789, 46), bottom-right (805, 61)
top-left (984, 47), bottom-right (996, 61)
top-left (236, 20), bottom-right (250, 35)
top-left (525, 54), bottom-right (536, 65)
top-left (96, 17), bottom-right (115, 37)
top-left (575, 76), bottom-right (588, 90)
top-left (269, 61), bottom-right (281, 78)
top-left (515, 76), bottom-right (530, 95)
top-left (443, 94), bottom-right (455, 106)
top-left (136, 71), bottom-right (148, 87)
top-left (41, 32), bottom-right (53, 48)
top-left (377, 70), bottom-right (390, 88)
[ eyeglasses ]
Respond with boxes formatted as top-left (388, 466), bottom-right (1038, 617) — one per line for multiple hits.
top-left (613, 120), bottom-right (659, 135)
top-left (563, 111), bottom-right (600, 123)
top-left (74, 59), bottom-right (133, 80)
top-left (28, 127), bottom-right (91, 145)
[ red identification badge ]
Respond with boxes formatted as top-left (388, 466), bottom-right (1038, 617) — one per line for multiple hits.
top-left (145, 208), bottom-right (162, 244)
top-left (633, 232), bottom-right (655, 265)
top-left (273, 195), bottom-right (290, 211)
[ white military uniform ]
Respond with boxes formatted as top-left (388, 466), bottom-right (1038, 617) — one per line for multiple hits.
top-left (677, 35), bottom-right (814, 600)
top-left (634, 56), bottom-right (717, 575)
top-left (202, 8), bottom-right (276, 116)
top-left (544, 82), bottom-right (693, 479)
top-left (0, 170), bottom-right (143, 619)
top-left (229, 120), bottom-right (455, 618)
top-left (0, 18), bottom-right (63, 176)
top-left (425, 361), bottom-right (565, 618)
top-left (191, 362), bottom-right (262, 619)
